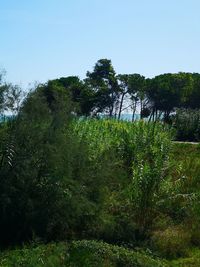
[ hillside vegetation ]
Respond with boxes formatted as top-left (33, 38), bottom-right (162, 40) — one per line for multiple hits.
top-left (1, 62), bottom-right (200, 265)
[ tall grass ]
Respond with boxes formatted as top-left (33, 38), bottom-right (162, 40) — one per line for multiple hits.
top-left (73, 119), bottom-right (171, 163)
top-left (72, 119), bottom-right (172, 239)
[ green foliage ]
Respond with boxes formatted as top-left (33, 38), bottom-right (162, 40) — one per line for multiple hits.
top-left (146, 73), bottom-right (193, 120)
top-left (173, 109), bottom-right (200, 141)
top-left (152, 143), bottom-right (200, 260)
top-left (19, 60), bottom-right (200, 143)
top-left (0, 84), bottom-right (109, 246)
top-left (0, 241), bottom-right (166, 267)
top-left (86, 59), bottom-right (119, 117)
top-left (128, 123), bottom-right (171, 236)
top-left (51, 76), bottom-right (95, 116)
top-left (156, 143), bottom-right (200, 220)
top-left (73, 119), bottom-right (172, 240)
top-left (184, 73), bottom-right (200, 109)
top-left (73, 119), bottom-right (171, 164)
top-left (67, 240), bottom-right (165, 267)
top-left (128, 74), bottom-right (147, 117)
top-left (1, 67), bottom-right (200, 263)
top-left (168, 248), bottom-right (200, 266)
top-left (0, 243), bottom-right (68, 267)
top-left (2, 61), bottom-right (200, 265)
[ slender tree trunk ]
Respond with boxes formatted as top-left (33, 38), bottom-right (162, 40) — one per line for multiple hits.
top-left (158, 111), bottom-right (162, 120)
top-left (164, 110), bottom-right (170, 122)
top-left (155, 109), bottom-right (158, 121)
top-left (132, 100), bottom-right (137, 122)
top-left (152, 109), bottom-right (155, 121)
top-left (132, 108), bottom-right (134, 122)
top-left (0, 154), bottom-right (4, 170)
top-left (148, 112), bottom-right (153, 122)
top-left (109, 102), bottom-right (114, 117)
top-left (109, 90), bottom-right (116, 118)
top-left (140, 100), bottom-right (143, 117)
top-left (109, 108), bottom-right (113, 117)
top-left (118, 93), bottom-right (125, 120)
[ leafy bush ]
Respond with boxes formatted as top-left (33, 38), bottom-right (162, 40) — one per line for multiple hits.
top-left (0, 243), bottom-right (68, 267)
top-left (173, 109), bottom-right (200, 141)
top-left (67, 240), bottom-right (165, 267)
top-left (0, 241), bottom-right (167, 267)
top-left (0, 85), bottom-right (110, 246)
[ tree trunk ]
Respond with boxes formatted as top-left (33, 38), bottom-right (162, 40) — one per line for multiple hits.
top-left (132, 100), bottom-right (137, 122)
top-left (118, 93), bottom-right (125, 120)
top-left (140, 100), bottom-right (143, 116)
top-left (148, 112), bottom-right (153, 122)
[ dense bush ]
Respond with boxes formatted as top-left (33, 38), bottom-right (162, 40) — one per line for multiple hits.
top-left (0, 241), bottom-right (166, 267)
top-left (173, 109), bottom-right (200, 141)
top-left (68, 240), bottom-right (166, 267)
top-left (0, 85), bottom-right (112, 246)
top-left (0, 243), bottom-right (68, 267)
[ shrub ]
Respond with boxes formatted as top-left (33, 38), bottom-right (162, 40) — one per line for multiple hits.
top-left (173, 109), bottom-right (200, 141)
top-left (0, 241), bottom-right (166, 267)
top-left (0, 243), bottom-right (68, 267)
top-left (67, 240), bottom-right (166, 267)
top-left (0, 86), bottom-right (109, 246)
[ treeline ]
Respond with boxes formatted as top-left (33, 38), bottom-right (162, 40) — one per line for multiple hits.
top-left (45, 59), bottom-right (200, 122)
top-left (1, 59), bottom-right (200, 122)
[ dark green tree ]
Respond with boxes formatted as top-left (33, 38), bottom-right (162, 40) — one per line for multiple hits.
top-left (146, 73), bottom-right (192, 121)
top-left (86, 59), bottom-right (119, 117)
top-left (184, 73), bottom-right (200, 109)
top-left (51, 76), bottom-right (95, 116)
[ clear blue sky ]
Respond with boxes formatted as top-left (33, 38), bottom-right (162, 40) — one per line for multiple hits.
top-left (1, 0), bottom-right (200, 87)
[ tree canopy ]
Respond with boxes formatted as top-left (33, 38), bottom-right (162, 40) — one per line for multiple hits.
top-left (43, 59), bottom-right (200, 121)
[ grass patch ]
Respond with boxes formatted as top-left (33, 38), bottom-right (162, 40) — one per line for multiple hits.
top-left (169, 248), bottom-right (200, 266)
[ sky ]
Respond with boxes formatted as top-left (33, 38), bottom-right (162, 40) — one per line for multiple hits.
top-left (1, 0), bottom-right (200, 88)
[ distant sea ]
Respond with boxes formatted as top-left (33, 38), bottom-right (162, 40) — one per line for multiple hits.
top-left (0, 115), bottom-right (14, 122)
top-left (0, 114), bottom-right (140, 122)
top-left (100, 114), bottom-right (140, 121)
top-left (120, 114), bottom-right (140, 121)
